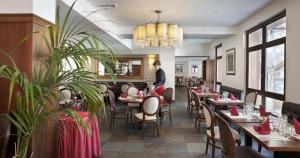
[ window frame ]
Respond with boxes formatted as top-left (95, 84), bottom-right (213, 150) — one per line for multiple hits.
top-left (246, 10), bottom-right (286, 104)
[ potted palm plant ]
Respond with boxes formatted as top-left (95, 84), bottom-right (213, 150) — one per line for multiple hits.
top-left (0, 1), bottom-right (115, 158)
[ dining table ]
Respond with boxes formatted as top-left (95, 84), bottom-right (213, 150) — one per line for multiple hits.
top-left (58, 112), bottom-right (101, 158)
top-left (207, 98), bottom-right (245, 112)
top-left (192, 90), bottom-right (220, 99)
top-left (219, 110), bottom-right (300, 158)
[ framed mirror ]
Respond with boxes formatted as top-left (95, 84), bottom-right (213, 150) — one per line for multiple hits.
top-left (97, 56), bottom-right (144, 80)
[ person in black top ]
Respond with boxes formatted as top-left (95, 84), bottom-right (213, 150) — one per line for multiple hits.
top-left (153, 60), bottom-right (166, 95)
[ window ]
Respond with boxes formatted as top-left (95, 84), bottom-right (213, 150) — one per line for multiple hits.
top-left (246, 10), bottom-right (286, 114)
top-left (192, 65), bottom-right (198, 73)
top-left (215, 44), bottom-right (222, 89)
top-left (248, 50), bottom-right (261, 90)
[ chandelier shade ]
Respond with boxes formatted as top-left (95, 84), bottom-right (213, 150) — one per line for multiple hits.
top-left (132, 10), bottom-right (183, 48)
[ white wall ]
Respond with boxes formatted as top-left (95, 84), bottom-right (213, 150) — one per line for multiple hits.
top-left (286, 0), bottom-right (300, 103)
top-left (0, 0), bottom-right (33, 13)
top-left (33, 0), bottom-right (56, 23)
top-left (175, 40), bottom-right (211, 56)
top-left (175, 57), bottom-right (206, 78)
top-left (206, 0), bottom-right (300, 103)
top-left (0, 0), bottom-right (56, 23)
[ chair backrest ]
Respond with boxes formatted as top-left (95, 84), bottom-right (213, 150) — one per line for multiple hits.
top-left (121, 84), bottom-right (130, 94)
top-left (282, 101), bottom-right (300, 122)
top-left (192, 92), bottom-right (201, 110)
top-left (0, 113), bottom-right (10, 157)
top-left (220, 85), bottom-right (243, 100)
top-left (99, 83), bottom-right (108, 94)
top-left (107, 90), bottom-right (116, 111)
top-left (187, 87), bottom-right (192, 105)
top-left (245, 92), bottom-right (257, 105)
top-left (162, 88), bottom-right (173, 104)
top-left (202, 102), bottom-right (215, 135)
top-left (127, 86), bottom-right (139, 96)
top-left (59, 89), bottom-right (72, 101)
top-left (142, 96), bottom-right (160, 117)
top-left (215, 113), bottom-right (236, 158)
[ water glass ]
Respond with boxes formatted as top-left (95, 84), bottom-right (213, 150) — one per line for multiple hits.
top-left (279, 115), bottom-right (288, 135)
top-left (271, 117), bottom-right (280, 131)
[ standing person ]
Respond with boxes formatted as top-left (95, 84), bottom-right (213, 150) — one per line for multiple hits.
top-left (153, 60), bottom-right (165, 95)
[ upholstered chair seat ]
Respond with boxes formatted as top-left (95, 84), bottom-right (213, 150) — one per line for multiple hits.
top-left (134, 113), bottom-right (157, 121)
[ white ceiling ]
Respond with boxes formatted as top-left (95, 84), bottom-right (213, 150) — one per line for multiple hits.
top-left (87, 0), bottom-right (273, 27)
top-left (63, 0), bottom-right (274, 49)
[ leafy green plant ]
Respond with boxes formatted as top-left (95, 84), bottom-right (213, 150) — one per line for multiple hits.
top-left (0, 1), bottom-right (116, 158)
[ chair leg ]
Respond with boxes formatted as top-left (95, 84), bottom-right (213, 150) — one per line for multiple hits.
top-left (110, 114), bottom-right (113, 129)
top-left (169, 110), bottom-right (172, 125)
top-left (130, 108), bottom-right (133, 124)
top-left (160, 112), bottom-right (164, 125)
top-left (141, 122), bottom-right (144, 140)
top-left (155, 121), bottom-right (160, 136)
top-left (197, 121), bottom-right (201, 133)
top-left (187, 104), bottom-right (189, 112)
top-left (205, 136), bottom-right (210, 155)
top-left (194, 116), bottom-right (198, 129)
top-left (125, 113), bottom-right (128, 127)
top-left (212, 142), bottom-right (215, 158)
top-left (258, 145), bottom-right (262, 152)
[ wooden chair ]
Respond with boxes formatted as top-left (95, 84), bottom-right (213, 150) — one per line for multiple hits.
top-left (186, 87), bottom-right (196, 117)
top-left (192, 92), bottom-right (206, 133)
top-left (108, 90), bottom-right (128, 129)
top-left (99, 83), bottom-right (108, 95)
top-left (245, 92), bottom-right (257, 105)
top-left (0, 113), bottom-right (10, 158)
top-left (202, 102), bottom-right (241, 158)
top-left (134, 96), bottom-right (160, 139)
top-left (127, 86), bottom-right (140, 123)
top-left (160, 88), bottom-right (173, 125)
top-left (215, 114), bottom-right (265, 158)
top-left (121, 83), bottom-right (130, 94)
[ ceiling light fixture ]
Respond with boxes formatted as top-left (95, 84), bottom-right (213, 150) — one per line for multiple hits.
top-left (132, 10), bottom-right (183, 48)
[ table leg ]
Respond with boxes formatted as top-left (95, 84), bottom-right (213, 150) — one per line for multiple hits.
top-left (245, 133), bottom-right (252, 147)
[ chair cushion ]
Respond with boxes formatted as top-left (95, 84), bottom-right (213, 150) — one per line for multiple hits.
top-left (128, 103), bottom-right (140, 108)
top-left (234, 146), bottom-right (265, 158)
top-left (134, 112), bottom-right (157, 121)
top-left (207, 126), bottom-right (240, 141)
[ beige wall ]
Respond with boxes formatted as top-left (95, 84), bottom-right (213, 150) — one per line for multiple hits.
top-left (286, 0), bottom-right (300, 103)
top-left (206, 0), bottom-right (300, 103)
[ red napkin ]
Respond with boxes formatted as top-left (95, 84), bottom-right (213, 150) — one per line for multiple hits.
top-left (259, 105), bottom-right (271, 117)
top-left (253, 119), bottom-right (271, 135)
top-left (120, 93), bottom-right (128, 98)
top-left (230, 104), bottom-right (239, 116)
top-left (230, 94), bottom-right (237, 101)
top-left (293, 118), bottom-right (300, 135)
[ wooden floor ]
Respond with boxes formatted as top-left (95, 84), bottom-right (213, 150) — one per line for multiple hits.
top-left (100, 87), bottom-right (273, 158)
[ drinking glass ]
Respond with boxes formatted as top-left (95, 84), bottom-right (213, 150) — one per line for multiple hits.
top-left (271, 117), bottom-right (280, 132)
top-left (279, 115), bottom-right (288, 135)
